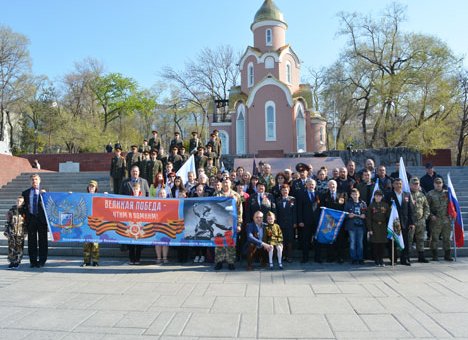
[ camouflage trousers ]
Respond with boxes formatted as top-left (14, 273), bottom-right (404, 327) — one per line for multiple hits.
top-left (7, 234), bottom-right (25, 265)
top-left (214, 246), bottom-right (236, 264)
top-left (408, 220), bottom-right (426, 253)
top-left (430, 217), bottom-right (451, 251)
top-left (83, 242), bottom-right (100, 263)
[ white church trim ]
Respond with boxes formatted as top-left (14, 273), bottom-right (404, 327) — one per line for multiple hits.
top-left (246, 75), bottom-right (293, 108)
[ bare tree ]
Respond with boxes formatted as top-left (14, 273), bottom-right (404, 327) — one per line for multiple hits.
top-left (456, 70), bottom-right (468, 166)
top-left (161, 45), bottom-right (240, 140)
top-left (0, 25), bottom-right (32, 145)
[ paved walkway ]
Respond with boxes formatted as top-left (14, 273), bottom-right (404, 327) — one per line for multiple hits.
top-left (1, 257), bottom-right (468, 339)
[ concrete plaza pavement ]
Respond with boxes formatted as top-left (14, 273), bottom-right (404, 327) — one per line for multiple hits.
top-left (1, 257), bottom-right (468, 339)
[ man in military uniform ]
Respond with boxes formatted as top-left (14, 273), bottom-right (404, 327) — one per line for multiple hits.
top-left (189, 131), bottom-right (202, 154)
top-left (409, 177), bottom-right (430, 263)
top-left (214, 178), bottom-right (243, 270)
top-left (195, 146), bottom-right (208, 171)
top-left (139, 150), bottom-right (152, 184)
top-left (206, 132), bottom-right (220, 167)
top-left (139, 139), bottom-right (151, 153)
top-left (179, 146), bottom-right (189, 163)
top-left (149, 149), bottom-right (164, 183)
top-left (427, 177), bottom-right (453, 261)
top-left (110, 144), bottom-right (126, 194)
top-left (169, 131), bottom-right (184, 153)
top-left (148, 130), bottom-right (161, 153)
top-left (258, 163), bottom-right (275, 193)
top-left (126, 145), bottom-right (141, 174)
top-left (168, 146), bottom-right (183, 172)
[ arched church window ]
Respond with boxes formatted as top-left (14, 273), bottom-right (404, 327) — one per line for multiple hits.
top-left (296, 104), bottom-right (306, 152)
top-left (286, 62), bottom-right (292, 84)
top-left (218, 130), bottom-right (229, 155)
top-left (248, 62), bottom-right (254, 88)
top-left (265, 101), bottom-right (276, 141)
top-left (266, 29), bottom-right (272, 46)
top-left (265, 56), bottom-right (274, 69)
top-left (236, 104), bottom-right (246, 154)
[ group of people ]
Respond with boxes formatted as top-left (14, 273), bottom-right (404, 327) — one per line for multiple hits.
top-left (4, 152), bottom-right (455, 271)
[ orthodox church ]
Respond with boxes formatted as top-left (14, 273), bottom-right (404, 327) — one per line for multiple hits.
top-left (209, 0), bottom-right (327, 156)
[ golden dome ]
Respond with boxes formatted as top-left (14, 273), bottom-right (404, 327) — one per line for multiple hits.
top-left (252, 0), bottom-right (287, 27)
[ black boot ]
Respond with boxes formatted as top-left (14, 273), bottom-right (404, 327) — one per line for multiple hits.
top-left (432, 249), bottom-right (438, 261)
top-left (418, 252), bottom-right (429, 263)
top-left (444, 250), bottom-right (454, 262)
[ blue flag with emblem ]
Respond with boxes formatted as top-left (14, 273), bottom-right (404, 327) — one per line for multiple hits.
top-left (314, 207), bottom-right (348, 244)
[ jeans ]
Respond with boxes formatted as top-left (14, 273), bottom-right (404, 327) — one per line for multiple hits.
top-left (348, 227), bottom-right (364, 260)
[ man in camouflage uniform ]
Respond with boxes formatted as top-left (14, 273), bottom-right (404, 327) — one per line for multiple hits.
top-left (409, 177), bottom-right (430, 263)
top-left (214, 178), bottom-right (243, 270)
top-left (110, 144), bottom-right (126, 194)
top-left (427, 177), bottom-right (453, 261)
top-left (4, 196), bottom-right (26, 269)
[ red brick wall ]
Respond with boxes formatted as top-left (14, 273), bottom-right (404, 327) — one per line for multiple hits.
top-left (0, 154), bottom-right (36, 187)
top-left (422, 149), bottom-right (452, 166)
top-left (20, 153), bottom-right (115, 172)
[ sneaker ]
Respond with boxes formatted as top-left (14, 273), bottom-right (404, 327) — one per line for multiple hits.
top-left (7, 263), bottom-right (15, 270)
top-left (92, 262), bottom-right (99, 267)
top-left (155, 258), bottom-right (162, 264)
top-left (228, 264), bottom-right (236, 270)
top-left (269, 263), bottom-right (274, 270)
top-left (80, 262), bottom-right (91, 267)
top-left (214, 262), bottom-right (223, 270)
top-left (162, 259), bottom-right (169, 264)
top-left (199, 256), bottom-right (205, 263)
top-left (193, 256), bottom-right (200, 263)
top-left (279, 264), bottom-right (283, 270)
top-left (134, 261), bottom-right (141, 265)
top-left (358, 260), bottom-right (364, 265)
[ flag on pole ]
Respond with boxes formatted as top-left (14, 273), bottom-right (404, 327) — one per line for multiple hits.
top-left (387, 201), bottom-right (405, 249)
top-left (176, 154), bottom-right (196, 185)
top-left (315, 207), bottom-right (347, 244)
top-left (370, 178), bottom-right (380, 203)
top-left (399, 156), bottom-right (410, 193)
top-left (252, 158), bottom-right (258, 176)
top-left (447, 173), bottom-right (465, 248)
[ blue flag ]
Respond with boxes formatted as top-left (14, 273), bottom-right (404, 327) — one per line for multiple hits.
top-left (315, 207), bottom-right (347, 244)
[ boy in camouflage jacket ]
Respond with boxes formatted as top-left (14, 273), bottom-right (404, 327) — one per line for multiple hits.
top-left (4, 196), bottom-right (27, 269)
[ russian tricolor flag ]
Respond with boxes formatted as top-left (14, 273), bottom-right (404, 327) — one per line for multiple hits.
top-left (447, 173), bottom-right (464, 248)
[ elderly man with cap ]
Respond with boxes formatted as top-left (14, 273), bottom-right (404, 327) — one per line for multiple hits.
top-left (426, 177), bottom-right (453, 261)
top-left (290, 163), bottom-right (309, 198)
top-left (110, 144), bottom-right (126, 194)
top-left (409, 177), bottom-right (430, 263)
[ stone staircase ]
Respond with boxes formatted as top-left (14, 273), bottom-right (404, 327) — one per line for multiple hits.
top-left (0, 166), bottom-right (467, 260)
top-left (0, 172), bottom-right (132, 258)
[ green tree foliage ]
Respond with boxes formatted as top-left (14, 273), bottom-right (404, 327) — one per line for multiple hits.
top-left (324, 3), bottom-right (462, 151)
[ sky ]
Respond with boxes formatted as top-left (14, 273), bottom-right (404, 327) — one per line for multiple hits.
top-left (2, 0), bottom-right (468, 89)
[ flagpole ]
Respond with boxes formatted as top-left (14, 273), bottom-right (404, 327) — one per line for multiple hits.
top-left (452, 219), bottom-right (457, 262)
top-left (392, 238), bottom-right (395, 268)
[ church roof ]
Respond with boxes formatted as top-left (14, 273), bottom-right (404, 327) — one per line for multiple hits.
top-left (252, 0), bottom-right (287, 27)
